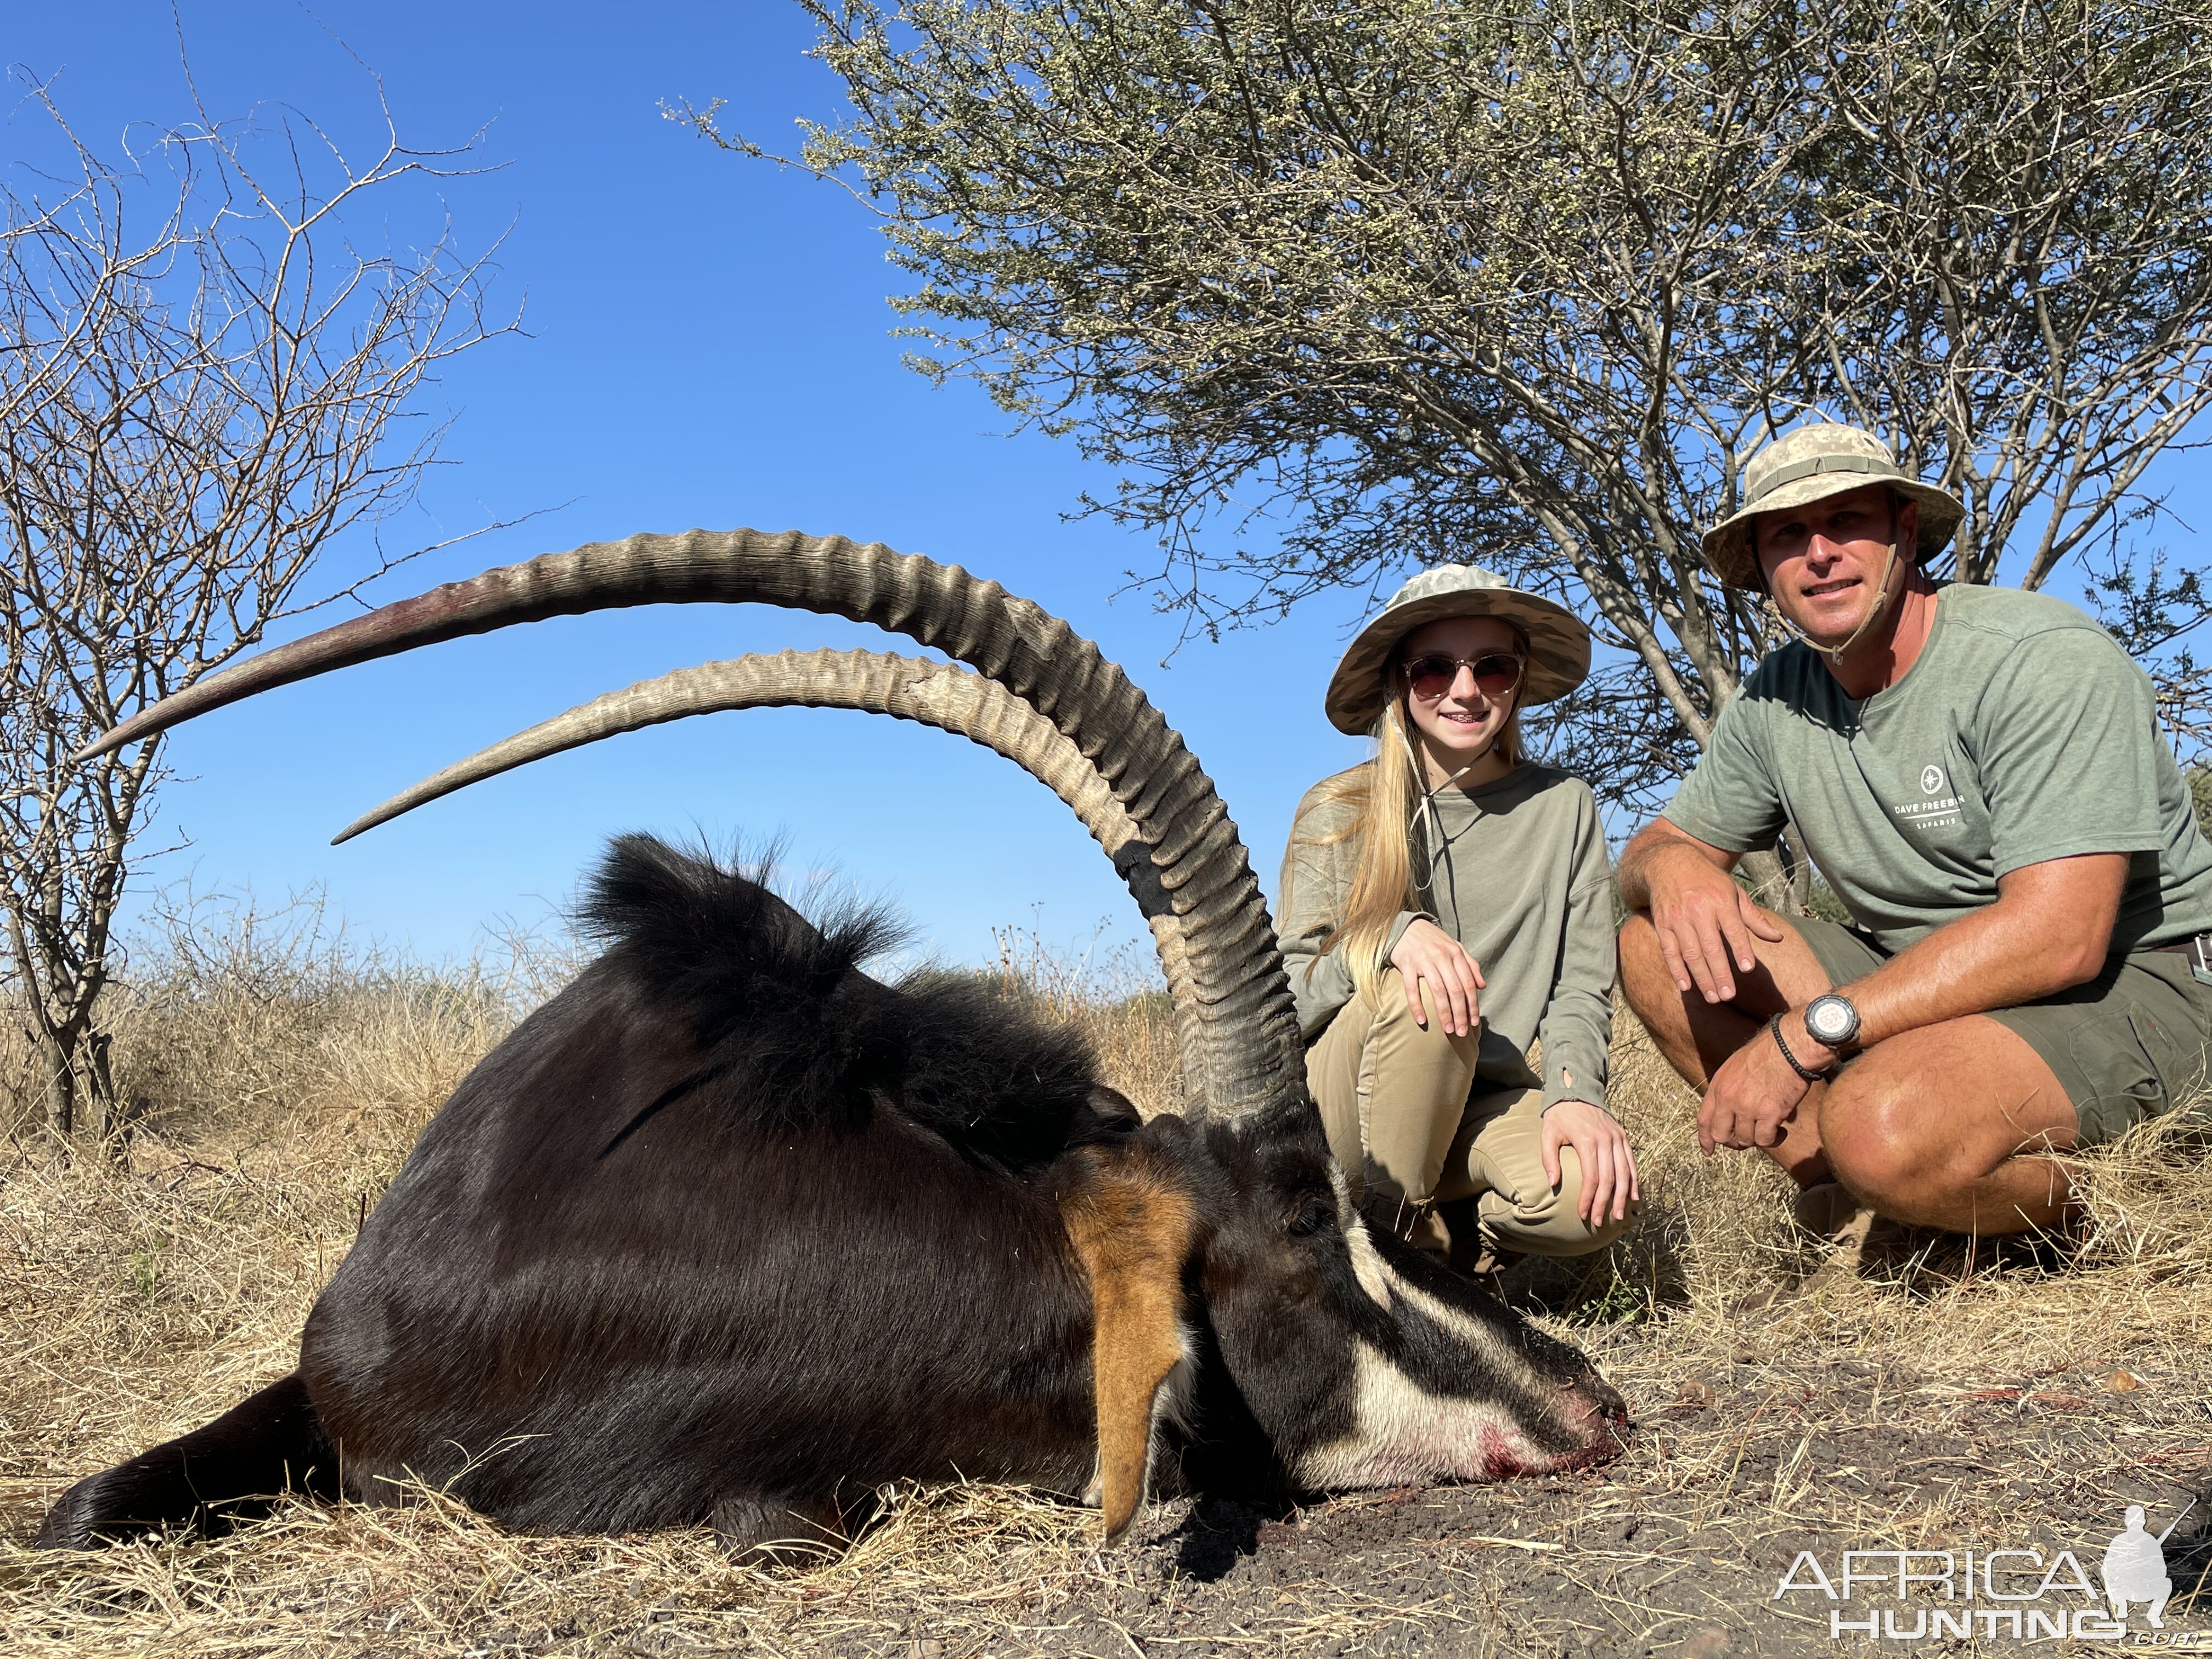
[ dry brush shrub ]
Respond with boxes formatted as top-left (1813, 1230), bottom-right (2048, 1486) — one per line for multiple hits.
top-left (5, 893), bottom-right (556, 1152)
top-left (0, 901), bottom-right (562, 1558)
top-left (983, 919), bottom-right (1182, 1119)
top-left (0, 72), bottom-right (515, 1147)
top-left (3, 923), bottom-right (2209, 1655)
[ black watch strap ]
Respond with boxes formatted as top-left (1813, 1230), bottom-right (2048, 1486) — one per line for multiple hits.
top-left (1769, 1012), bottom-right (1832, 1084)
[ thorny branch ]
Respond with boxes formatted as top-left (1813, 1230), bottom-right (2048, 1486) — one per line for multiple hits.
top-left (683, 0), bottom-right (2212, 828)
top-left (0, 69), bottom-right (516, 1144)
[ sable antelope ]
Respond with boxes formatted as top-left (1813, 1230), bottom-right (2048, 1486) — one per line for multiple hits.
top-left (38, 531), bottom-right (1627, 1555)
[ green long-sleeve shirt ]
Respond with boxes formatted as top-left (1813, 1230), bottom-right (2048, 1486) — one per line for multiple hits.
top-left (1276, 763), bottom-right (1618, 1114)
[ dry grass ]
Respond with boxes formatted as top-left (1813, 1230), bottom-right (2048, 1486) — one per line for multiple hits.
top-left (2, 912), bottom-right (2208, 1656)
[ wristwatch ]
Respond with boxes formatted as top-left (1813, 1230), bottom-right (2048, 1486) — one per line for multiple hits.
top-left (1802, 992), bottom-right (1861, 1052)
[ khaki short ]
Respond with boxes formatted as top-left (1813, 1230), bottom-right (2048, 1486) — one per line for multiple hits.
top-left (1793, 916), bottom-right (2212, 1147)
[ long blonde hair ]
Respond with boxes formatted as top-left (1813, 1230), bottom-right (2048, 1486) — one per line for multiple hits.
top-left (1292, 630), bottom-right (1526, 1010)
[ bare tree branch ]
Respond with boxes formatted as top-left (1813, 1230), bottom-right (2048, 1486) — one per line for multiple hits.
top-left (0, 67), bottom-right (518, 1146)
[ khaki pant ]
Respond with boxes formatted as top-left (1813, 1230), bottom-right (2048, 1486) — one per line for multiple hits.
top-left (1306, 969), bottom-right (1634, 1259)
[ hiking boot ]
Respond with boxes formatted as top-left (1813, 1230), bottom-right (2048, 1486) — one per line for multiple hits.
top-left (1430, 1195), bottom-right (1523, 1278)
top-left (1731, 1183), bottom-right (1898, 1309)
top-left (1446, 1231), bottom-right (1526, 1278)
top-left (1792, 1204), bottom-right (1929, 1293)
top-left (1790, 1180), bottom-right (1865, 1242)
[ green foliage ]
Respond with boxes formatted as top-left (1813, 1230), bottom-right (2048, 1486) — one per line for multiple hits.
top-left (2191, 765), bottom-right (2212, 843)
top-left (125, 1229), bottom-right (171, 1306)
top-left (698, 0), bottom-right (2212, 814)
top-left (1565, 1271), bottom-right (1650, 1328)
top-left (2086, 550), bottom-right (2212, 768)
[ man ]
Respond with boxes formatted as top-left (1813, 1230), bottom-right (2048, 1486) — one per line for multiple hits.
top-left (1616, 422), bottom-right (2212, 1243)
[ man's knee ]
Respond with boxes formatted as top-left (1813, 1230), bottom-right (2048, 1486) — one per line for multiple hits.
top-left (1822, 1023), bottom-right (2081, 1226)
top-left (1821, 1066), bottom-right (1957, 1215)
top-left (1618, 915), bottom-right (1701, 1047)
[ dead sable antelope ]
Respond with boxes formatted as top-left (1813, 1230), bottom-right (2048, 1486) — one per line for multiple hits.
top-left (38, 531), bottom-right (1627, 1556)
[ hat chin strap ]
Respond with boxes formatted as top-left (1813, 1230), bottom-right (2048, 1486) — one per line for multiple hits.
top-left (1775, 539), bottom-right (1898, 665)
top-left (1396, 707), bottom-right (1486, 850)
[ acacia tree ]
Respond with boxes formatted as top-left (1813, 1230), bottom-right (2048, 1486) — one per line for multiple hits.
top-left (0, 80), bottom-right (510, 1145)
top-left (692, 0), bottom-right (2212, 839)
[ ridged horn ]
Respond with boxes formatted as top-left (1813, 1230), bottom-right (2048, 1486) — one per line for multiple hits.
top-left (336, 648), bottom-right (1214, 1109)
top-left (81, 530), bottom-right (1305, 1124)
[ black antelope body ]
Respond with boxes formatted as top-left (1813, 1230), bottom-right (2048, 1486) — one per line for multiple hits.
top-left (38, 531), bottom-right (1626, 1555)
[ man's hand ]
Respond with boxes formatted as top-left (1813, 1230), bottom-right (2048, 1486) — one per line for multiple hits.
top-left (1697, 1014), bottom-right (1814, 1153)
top-left (1541, 1100), bottom-right (1639, 1224)
top-left (1641, 840), bottom-right (1786, 1004)
top-left (1388, 918), bottom-right (1484, 1036)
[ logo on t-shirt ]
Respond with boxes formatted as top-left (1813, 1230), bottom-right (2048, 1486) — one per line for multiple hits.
top-left (1896, 762), bottom-right (1964, 834)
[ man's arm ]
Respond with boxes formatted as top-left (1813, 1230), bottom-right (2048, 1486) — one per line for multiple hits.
top-left (1801, 851), bottom-right (2126, 1058)
top-left (1618, 816), bottom-right (1785, 1003)
top-left (1701, 852), bottom-right (2128, 1151)
top-left (1616, 816), bottom-right (1729, 909)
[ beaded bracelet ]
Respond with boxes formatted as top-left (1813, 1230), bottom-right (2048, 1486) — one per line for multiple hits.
top-left (1768, 1011), bottom-right (1833, 1084)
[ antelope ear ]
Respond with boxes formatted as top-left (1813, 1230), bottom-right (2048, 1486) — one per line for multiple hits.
top-left (1059, 1148), bottom-right (1196, 1544)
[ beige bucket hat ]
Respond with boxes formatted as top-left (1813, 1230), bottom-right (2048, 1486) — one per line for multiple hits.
top-left (1703, 423), bottom-right (1966, 590)
top-left (1324, 565), bottom-right (1592, 736)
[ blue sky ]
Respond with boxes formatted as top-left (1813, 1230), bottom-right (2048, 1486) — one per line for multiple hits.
top-left (8, 1), bottom-right (1385, 975)
top-left (7, 4), bottom-right (2205, 977)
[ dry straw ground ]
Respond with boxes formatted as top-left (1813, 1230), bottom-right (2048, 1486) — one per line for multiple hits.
top-left (2, 904), bottom-right (2207, 1657)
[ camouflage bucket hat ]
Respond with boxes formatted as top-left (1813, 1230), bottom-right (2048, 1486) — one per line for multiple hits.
top-left (1324, 565), bottom-right (1592, 736)
top-left (1702, 423), bottom-right (1966, 590)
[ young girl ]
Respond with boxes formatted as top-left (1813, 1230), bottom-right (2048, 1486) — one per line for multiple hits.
top-left (1279, 565), bottom-right (1638, 1271)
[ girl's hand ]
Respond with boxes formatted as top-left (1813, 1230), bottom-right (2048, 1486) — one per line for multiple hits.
top-left (1388, 918), bottom-right (1484, 1036)
top-left (1541, 1100), bottom-right (1639, 1225)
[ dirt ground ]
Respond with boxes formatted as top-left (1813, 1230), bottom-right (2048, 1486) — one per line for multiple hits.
top-left (962, 1343), bottom-right (2212, 1659)
top-left (551, 1304), bottom-right (2212, 1659)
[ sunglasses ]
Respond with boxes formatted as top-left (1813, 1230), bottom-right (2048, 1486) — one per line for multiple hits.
top-left (1400, 652), bottom-right (1526, 700)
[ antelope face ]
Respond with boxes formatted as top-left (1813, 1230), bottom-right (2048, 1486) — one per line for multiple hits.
top-left (1188, 1113), bottom-right (1627, 1492)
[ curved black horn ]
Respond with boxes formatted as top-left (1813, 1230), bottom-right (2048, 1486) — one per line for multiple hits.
top-left (336, 648), bottom-right (1215, 1109)
top-left (82, 531), bottom-right (1304, 1124)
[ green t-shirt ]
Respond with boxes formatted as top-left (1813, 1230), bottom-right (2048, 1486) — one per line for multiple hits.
top-left (1661, 584), bottom-right (2212, 954)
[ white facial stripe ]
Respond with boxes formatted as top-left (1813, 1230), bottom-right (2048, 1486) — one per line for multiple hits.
top-left (1344, 1214), bottom-right (1395, 1312)
top-left (1296, 1342), bottom-right (1551, 1488)
top-left (1321, 1175), bottom-right (1591, 1486)
top-left (1328, 1164), bottom-right (1358, 1231)
top-left (1346, 1211), bottom-right (1525, 1368)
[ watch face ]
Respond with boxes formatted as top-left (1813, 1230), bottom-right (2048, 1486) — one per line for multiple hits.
top-left (1807, 996), bottom-right (1855, 1044)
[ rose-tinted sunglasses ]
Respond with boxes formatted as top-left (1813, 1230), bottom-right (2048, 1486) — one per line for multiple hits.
top-left (1399, 652), bottom-right (1526, 700)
